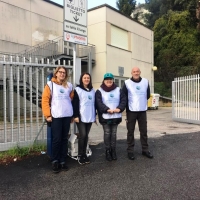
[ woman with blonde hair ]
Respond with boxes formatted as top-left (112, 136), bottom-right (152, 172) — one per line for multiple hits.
top-left (42, 66), bottom-right (73, 173)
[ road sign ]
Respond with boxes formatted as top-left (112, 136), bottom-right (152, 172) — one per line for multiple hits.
top-left (64, 31), bottom-right (87, 46)
top-left (64, 21), bottom-right (87, 36)
top-left (64, 0), bottom-right (87, 27)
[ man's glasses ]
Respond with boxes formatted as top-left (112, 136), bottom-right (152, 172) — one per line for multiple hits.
top-left (58, 71), bottom-right (66, 75)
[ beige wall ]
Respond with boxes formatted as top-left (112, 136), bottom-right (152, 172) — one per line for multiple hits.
top-left (0, 1), bottom-right (32, 46)
top-left (0, 1), bottom-right (154, 91)
top-left (106, 7), bottom-right (152, 41)
top-left (88, 6), bottom-right (154, 91)
top-left (88, 7), bottom-right (107, 87)
top-left (31, 13), bottom-right (62, 45)
top-left (1, 0), bottom-right (31, 10)
top-left (92, 53), bottom-right (107, 89)
top-left (106, 7), bottom-right (154, 90)
top-left (107, 45), bottom-right (132, 76)
top-left (0, 0), bottom-right (63, 53)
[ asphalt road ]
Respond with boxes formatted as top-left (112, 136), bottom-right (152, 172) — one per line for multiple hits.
top-left (0, 108), bottom-right (200, 200)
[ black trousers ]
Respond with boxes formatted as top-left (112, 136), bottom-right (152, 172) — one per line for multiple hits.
top-left (76, 121), bottom-right (92, 155)
top-left (126, 111), bottom-right (148, 153)
top-left (51, 117), bottom-right (71, 163)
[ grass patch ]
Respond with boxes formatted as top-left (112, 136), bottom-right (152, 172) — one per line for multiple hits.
top-left (0, 144), bottom-right (46, 165)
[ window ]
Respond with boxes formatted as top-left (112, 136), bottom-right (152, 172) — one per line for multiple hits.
top-left (111, 25), bottom-right (128, 50)
top-left (114, 79), bottom-right (119, 87)
top-left (114, 77), bottom-right (127, 88)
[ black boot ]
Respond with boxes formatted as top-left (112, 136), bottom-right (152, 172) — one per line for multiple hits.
top-left (111, 148), bottom-right (117, 160)
top-left (52, 161), bottom-right (61, 173)
top-left (105, 149), bottom-right (112, 161)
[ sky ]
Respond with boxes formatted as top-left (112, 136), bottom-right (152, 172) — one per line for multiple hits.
top-left (52, 0), bottom-right (145, 9)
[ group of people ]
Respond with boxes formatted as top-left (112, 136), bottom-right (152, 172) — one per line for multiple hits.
top-left (42, 66), bottom-right (153, 173)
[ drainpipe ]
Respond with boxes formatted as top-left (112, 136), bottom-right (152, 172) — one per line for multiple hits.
top-left (88, 49), bottom-right (92, 74)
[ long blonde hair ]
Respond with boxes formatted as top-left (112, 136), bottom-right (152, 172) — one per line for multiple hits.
top-left (53, 66), bottom-right (69, 88)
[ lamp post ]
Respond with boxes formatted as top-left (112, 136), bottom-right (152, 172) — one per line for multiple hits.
top-left (151, 66), bottom-right (157, 93)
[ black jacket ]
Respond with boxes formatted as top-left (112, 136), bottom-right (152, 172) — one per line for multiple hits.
top-left (72, 85), bottom-right (95, 118)
top-left (122, 77), bottom-right (150, 112)
top-left (95, 87), bottom-right (127, 125)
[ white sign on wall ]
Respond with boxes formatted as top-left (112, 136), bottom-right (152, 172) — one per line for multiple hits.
top-left (64, 0), bottom-right (87, 27)
top-left (118, 66), bottom-right (124, 76)
top-left (64, 21), bottom-right (87, 36)
top-left (64, 31), bottom-right (87, 46)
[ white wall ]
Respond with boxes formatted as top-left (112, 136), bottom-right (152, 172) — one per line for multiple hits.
top-left (0, 2), bottom-right (154, 91)
top-left (0, 0), bottom-right (63, 53)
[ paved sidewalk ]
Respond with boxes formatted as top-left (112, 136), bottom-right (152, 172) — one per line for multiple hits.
top-left (0, 107), bottom-right (200, 200)
top-left (89, 107), bottom-right (200, 144)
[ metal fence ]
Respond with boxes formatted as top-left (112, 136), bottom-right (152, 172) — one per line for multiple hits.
top-left (16, 36), bottom-right (96, 64)
top-left (172, 74), bottom-right (200, 124)
top-left (0, 55), bottom-right (72, 151)
top-left (18, 36), bottom-right (62, 63)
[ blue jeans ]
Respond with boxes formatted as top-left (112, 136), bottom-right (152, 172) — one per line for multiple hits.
top-left (51, 117), bottom-right (71, 163)
top-left (102, 124), bottom-right (118, 150)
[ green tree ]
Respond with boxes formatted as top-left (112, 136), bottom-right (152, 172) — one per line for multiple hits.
top-left (143, 0), bottom-right (200, 96)
top-left (154, 10), bottom-right (200, 85)
top-left (116, 0), bottom-right (136, 17)
top-left (144, 0), bottom-right (168, 28)
top-left (144, 0), bottom-right (198, 28)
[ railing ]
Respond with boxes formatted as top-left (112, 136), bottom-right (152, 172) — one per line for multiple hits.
top-left (17, 36), bottom-right (96, 63)
top-left (18, 36), bottom-right (63, 62)
top-left (0, 37), bottom-right (96, 151)
top-left (172, 74), bottom-right (200, 124)
top-left (0, 55), bottom-right (72, 151)
top-left (77, 43), bottom-right (96, 60)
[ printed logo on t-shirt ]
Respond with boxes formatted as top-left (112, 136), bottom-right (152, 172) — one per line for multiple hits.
top-left (88, 95), bottom-right (92, 100)
top-left (60, 89), bottom-right (65, 93)
top-left (136, 86), bottom-right (141, 90)
top-left (110, 93), bottom-right (114, 98)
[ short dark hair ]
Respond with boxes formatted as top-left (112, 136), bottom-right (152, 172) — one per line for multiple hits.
top-left (79, 72), bottom-right (93, 89)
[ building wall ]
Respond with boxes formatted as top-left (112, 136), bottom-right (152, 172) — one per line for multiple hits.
top-left (107, 7), bottom-right (154, 91)
top-left (0, 0), bottom-right (63, 54)
top-left (87, 7), bottom-right (107, 88)
top-left (88, 6), bottom-right (154, 91)
top-left (0, 1), bottom-right (154, 91)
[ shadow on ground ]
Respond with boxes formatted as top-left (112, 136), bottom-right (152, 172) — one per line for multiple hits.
top-left (0, 131), bottom-right (200, 200)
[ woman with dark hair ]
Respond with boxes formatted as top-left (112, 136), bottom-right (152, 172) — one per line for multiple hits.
top-left (95, 73), bottom-right (126, 161)
top-left (72, 72), bottom-right (96, 165)
top-left (42, 66), bottom-right (73, 173)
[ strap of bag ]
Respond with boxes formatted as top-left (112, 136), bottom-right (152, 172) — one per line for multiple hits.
top-left (49, 81), bottom-right (53, 106)
top-left (46, 81), bottom-right (53, 126)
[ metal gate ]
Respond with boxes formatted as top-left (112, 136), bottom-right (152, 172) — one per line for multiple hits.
top-left (0, 55), bottom-right (72, 151)
top-left (172, 74), bottom-right (200, 124)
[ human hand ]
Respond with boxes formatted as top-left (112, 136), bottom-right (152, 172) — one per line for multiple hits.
top-left (70, 90), bottom-right (74, 100)
top-left (107, 109), bottom-right (114, 114)
top-left (46, 116), bottom-right (52, 122)
top-left (113, 108), bottom-right (120, 113)
top-left (74, 117), bottom-right (79, 123)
